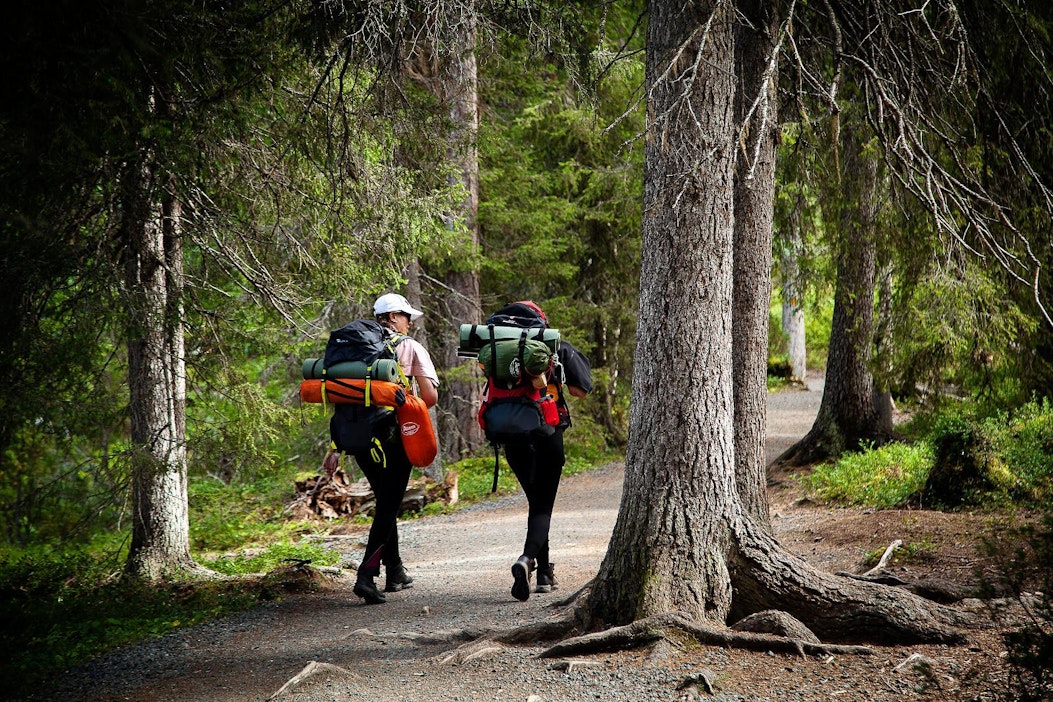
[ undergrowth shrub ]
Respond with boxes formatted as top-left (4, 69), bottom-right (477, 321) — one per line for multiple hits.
top-left (806, 441), bottom-right (933, 508)
top-left (810, 399), bottom-right (1053, 511)
top-left (922, 399), bottom-right (1053, 509)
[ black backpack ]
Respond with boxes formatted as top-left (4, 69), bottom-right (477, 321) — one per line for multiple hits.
top-left (476, 302), bottom-right (566, 491)
top-left (486, 301), bottom-right (548, 329)
top-left (325, 320), bottom-right (407, 455)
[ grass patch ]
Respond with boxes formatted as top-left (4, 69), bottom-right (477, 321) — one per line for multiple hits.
top-left (0, 547), bottom-right (274, 700)
top-left (201, 539), bottom-right (341, 575)
top-left (806, 441), bottom-right (933, 508)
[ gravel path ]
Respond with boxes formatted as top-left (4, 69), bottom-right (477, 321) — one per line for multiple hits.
top-left (28, 380), bottom-right (885, 702)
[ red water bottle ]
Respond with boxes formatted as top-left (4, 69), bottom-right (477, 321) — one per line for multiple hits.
top-left (540, 395), bottom-right (559, 426)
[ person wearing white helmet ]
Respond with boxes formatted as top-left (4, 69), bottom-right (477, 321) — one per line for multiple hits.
top-left (351, 292), bottom-right (439, 604)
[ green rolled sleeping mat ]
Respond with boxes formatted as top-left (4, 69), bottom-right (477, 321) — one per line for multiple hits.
top-left (458, 323), bottom-right (560, 355)
top-left (477, 338), bottom-right (554, 382)
top-left (301, 357), bottom-right (401, 382)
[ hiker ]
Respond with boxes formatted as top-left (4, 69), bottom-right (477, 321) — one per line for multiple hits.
top-left (350, 292), bottom-right (439, 605)
top-left (479, 302), bottom-right (592, 601)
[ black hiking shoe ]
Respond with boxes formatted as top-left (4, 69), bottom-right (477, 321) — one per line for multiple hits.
top-left (385, 564), bottom-right (414, 592)
top-left (535, 563), bottom-right (557, 593)
top-left (353, 575), bottom-right (386, 605)
top-left (511, 555), bottom-right (534, 602)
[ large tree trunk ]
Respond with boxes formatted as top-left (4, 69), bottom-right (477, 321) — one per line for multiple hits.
top-left (776, 123), bottom-right (891, 466)
top-left (586, 0), bottom-right (740, 626)
top-left (582, 0), bottom-right (969, 646)
top-left (123, 154), bottom-right (197, 580)
top-left (435, 17), bottom-right (484, 462)
top-left (404, 13), bottom-right (485, 463)
top-left (732, 0), bottom-right (779, 528)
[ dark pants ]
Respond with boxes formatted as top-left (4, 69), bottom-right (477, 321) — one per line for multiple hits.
top-left (352, 418), bottom-right (412, 578)
top-left (504, 429), bottom-right (565, 568)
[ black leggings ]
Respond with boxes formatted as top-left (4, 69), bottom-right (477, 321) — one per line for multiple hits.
top-left (504, 429), bottom-right (565, 567)
top-left (353, 425), bottom-right (413, 576)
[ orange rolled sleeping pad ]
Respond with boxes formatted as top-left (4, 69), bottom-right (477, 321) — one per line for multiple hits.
top-left (299, 378), bottom-right (437, 468)
top-left (396, 394), bottom-right (438, 468)
top-left (299, 378), bottom-right (405, 406)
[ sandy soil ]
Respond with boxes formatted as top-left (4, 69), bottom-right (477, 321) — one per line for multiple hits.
top-left (30, 377), bottom-right (1031, 702)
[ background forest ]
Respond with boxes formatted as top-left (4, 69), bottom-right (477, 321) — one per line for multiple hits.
top-left (2, 0), bottom-right (1053, 695)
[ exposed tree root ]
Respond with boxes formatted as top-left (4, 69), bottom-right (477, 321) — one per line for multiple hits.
top-left (729, 515), bottom-right (977, 644)
top-left (401, 612), bottom-right (584, 648)
top-left (862, 540), bottom-right (902, 576)
top-left (401, 518), bottom-right (983, 666)
top-left (434, 639), bottom-right (507, 665)
top-left (837, 570), bottom-right (986, 605)
top-left (537, 612), bottom-right (874, 659)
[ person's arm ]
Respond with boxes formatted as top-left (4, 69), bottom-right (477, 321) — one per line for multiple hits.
top-left (415, 376), bottom-right (439, 408)
top-left (566, 385), bottom-right (588, 399)
top-left (557, 341), bottom-right (592, 398)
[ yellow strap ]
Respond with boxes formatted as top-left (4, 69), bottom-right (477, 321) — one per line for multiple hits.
top-left (369, 437), bottom-right (386, 468)
top-left (389, 335), bottom-right (411, 388)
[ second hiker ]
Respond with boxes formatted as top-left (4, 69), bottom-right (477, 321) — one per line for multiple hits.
top-left (471, 301), bottom-right (592, 601)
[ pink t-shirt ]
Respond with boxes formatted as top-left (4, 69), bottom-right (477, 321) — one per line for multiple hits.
top-left (396, 337), bottom-right (439, 388)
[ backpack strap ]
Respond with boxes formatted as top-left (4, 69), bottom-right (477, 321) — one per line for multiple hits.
top-left (517, 328), bottom-right (528, 381)
top-left (486, 324), bottom-right (497, 378)
top-left (491, 443), bottom-right (500, 493)
top-left (385, 333), bottom-right (411, 388)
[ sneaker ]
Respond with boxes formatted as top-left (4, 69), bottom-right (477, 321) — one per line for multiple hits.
top-left (535, 563), bottom-right (558, 593)
top-left (510, 555), bottom-right (534, 602)
top-left (385, 564), bottom-right (414, 592)
top-left (353, 576), bottom-right (387, 605)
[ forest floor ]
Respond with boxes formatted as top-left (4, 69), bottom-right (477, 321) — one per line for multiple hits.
top-left (29, 375), bottom-right (1035, 702)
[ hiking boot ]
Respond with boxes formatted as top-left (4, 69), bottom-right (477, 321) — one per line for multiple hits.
top-left (353, 574), bottom-right (386, 605)
top-left (535, 563), bottom-right (558, 593)
top-left (510, 555), bottom-right (534, 602)
top-left (385, 563), bottom-right (414, 592)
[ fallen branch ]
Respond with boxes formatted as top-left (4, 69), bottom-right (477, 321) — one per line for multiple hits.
top-left (863, 540), bottom-right (902, 577)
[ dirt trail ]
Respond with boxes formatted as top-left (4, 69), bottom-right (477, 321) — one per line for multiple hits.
top-left (33, 378), bottom-right (1015, 702)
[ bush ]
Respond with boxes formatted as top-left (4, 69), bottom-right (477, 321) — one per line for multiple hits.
top-left (921, 399), bottom-right (1053, 509)
top-left (806, 441), bottom-right (933, 508)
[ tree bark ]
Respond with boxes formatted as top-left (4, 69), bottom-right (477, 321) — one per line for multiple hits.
top-left (586, 0), bottom-right (740, 626)
top-left (776, 123), bottom-right (891, 466)
top-left (123, 148), bottom-right (197, 580)
top-left (435, 23), bottom-right (485, 461)
top-left (733, 0), bottom-right (779, 529)
top-left (583, 1), bottom-right (968, 646)
top-left (781, 195), bottom-right (807, 382)
top-left (405, 12), bottom-right (485, 463)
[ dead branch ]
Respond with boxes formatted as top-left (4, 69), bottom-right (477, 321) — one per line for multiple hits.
top-left (863, 539), bottom-right (902, 576)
